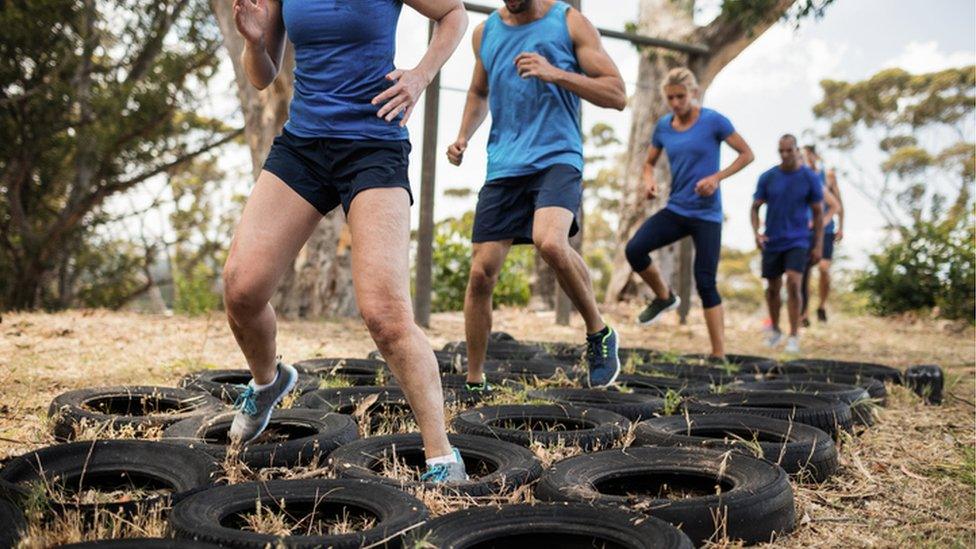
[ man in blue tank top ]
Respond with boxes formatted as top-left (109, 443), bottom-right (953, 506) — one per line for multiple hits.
top-left (750, 135), bottom-right (830, 355)
top-left (223, 0), bottom-right (469, 482)
top-left (447, 0), bottom-right (627, 388)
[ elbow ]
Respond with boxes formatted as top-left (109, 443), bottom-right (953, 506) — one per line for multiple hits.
top-left (249, 71), bottom-right (278, 91)
top-left (742, 149), bottom-right (755, 166)
top-left (611, 81), bottom-right (628, 110)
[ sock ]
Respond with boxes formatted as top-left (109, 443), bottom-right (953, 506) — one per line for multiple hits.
top-left (426, 449), bottom-right (460, 466)
top-left (251, 369), bottom-right (279, 391)
top-left (587, 325), bottom-right (611, 339)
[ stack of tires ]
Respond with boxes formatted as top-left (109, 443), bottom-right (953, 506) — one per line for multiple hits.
top-left (0, 335), bottom-right (907, 548)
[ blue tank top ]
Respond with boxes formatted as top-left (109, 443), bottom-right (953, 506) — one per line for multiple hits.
top-left (282, 0), bottom-right (407, 141)
top-left (480, 2), bottom-right (583, 180)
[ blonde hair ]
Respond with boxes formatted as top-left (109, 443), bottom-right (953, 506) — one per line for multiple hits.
top-left (661, 67), bottom-right (699, 96)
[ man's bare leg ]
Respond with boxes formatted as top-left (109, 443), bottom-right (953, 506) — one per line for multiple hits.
top-left (702, 305), bottom-right (725, 358)
top-left (785, 270), bottom-right (804, 336)
top-left (347, 187), bottom-right (451, 459)
top-left (765, 277), bottom-right (783, 333)
top-left (222, 171), bottom-right (323, 385)
top-left (818, 259), bottom-right (832, 311)
top-left (464, 241), bottom-right (512, 383)
top-left (636, 264), bottom-right (671, 300)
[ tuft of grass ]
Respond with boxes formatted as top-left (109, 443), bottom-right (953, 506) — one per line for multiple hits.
top-left (662, 389), bottom-right (682, 416)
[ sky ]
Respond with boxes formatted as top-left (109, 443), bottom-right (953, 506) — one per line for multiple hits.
top-left (125, 0), bottom-right (976, 272)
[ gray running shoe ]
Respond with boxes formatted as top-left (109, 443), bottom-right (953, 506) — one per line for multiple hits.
top-left (228, 362), bottom-right (299, 444)
top-left (420, 447), bottom-right (469, 483)
top-left (638, 292), bottom-right (681, 325)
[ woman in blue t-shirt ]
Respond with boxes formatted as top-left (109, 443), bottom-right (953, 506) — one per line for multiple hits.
top-left (221, 0), bottom-right (469, 482)
top-left (624, 68), bottom-right (754, 359)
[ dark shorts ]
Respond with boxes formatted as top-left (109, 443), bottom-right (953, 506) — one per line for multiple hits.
top-left (821, 232), bottom-right (835, 260)
top-left (262, 128), bottom-right (412, 216)
top-left (472, 164), bottom-right (582, 245)
top-left (762, 246), bottom-right (809, 279)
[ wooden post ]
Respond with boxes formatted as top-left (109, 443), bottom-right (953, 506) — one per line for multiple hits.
top-left (414, 20), bottom-right (440, 328)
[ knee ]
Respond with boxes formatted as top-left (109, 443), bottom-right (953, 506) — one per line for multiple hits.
top-left (534, 235), bottom-right (568, 265)
top-left (468, 262), bottom-right (500, 296)
top-left (222, 264), bottom-right (267, 321)
top-left (785, 274), bottom-right (802, 293)
top-left (818, 262), bottom-right (831, 275)
top-left (695, 277), bottom-right (721, 309)
top-left (625, 239), bottom-right (651, 272)
top-left (361, 302), bottom-right (413, 349)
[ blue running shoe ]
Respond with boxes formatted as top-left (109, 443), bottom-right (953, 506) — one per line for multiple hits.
top-left (420, 447), bottom-right (468, 483)
top-left (586, 326), bottom-right (620, 388)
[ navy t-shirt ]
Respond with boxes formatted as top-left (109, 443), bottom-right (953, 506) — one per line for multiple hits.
top-left (754, 165), bottom-right (824, 252)
top-left (651, 108), bottom-right (736, 224)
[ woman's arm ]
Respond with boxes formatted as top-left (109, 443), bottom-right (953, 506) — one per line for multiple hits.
top-left (234, 0), bottom-right (286, 90)
top-left (694, 132), bottom-right (754, 196)
top-left (373, 0), bottom-right (468, 125)
top-left (641, 146), bottom-right (663, 200)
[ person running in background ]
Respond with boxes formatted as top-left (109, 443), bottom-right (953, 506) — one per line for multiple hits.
top-left (751, 135), bottom-right (836, 353)
top-left (802, 144), bottom-right (844, 323)
top-left (624, 67), bottom-right (754, 359)
top-left (224, 0), bottom-right (469, 482)
top-left (446, 0), bottom-right (627, 389)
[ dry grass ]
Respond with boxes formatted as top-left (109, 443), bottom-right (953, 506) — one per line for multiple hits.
top-left (1, 306), bottom-right (973, 547)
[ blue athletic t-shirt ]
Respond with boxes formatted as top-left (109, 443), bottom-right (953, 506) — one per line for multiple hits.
top-left (814, 168), bottom-right (836, 234)
top-left (651, 108), bottom-right (735, 224)
top-left (282, 0), bottom-right (407, 140)
top-left (754, 165), bottom-right (824, 252)
top-left (480, 1), bottom-right (583, 180)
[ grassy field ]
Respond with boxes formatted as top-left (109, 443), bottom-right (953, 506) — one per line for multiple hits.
top-left (1, 305), bottom-right (973, 547)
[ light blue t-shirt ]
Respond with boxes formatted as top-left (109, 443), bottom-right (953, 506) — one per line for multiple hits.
top-left (282, 0), bottom-right (407, 140)
top-left (813, 168), bottom-right (836, 234)
top-left (755, 165), bottom-right (824, 252)
top-left (651, 108), bottom-right (735, 223)
top-left (481, 1), bottom-right (583, 180)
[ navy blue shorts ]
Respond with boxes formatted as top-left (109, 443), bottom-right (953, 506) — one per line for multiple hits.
top-left (262, 128), bottom-right (412, 216)
top-left (762, 246), bottom-right (810, 278)
top-left (821, 232), bottom-right (835, 260)
top-left (472, 164), bottom-right (582, 245)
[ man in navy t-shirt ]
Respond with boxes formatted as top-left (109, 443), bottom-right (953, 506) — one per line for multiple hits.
top-left (750, 135), bottom-right (825, 354)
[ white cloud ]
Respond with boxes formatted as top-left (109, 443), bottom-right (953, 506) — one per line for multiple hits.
top-left (883, 41), bottom-right (974, 73)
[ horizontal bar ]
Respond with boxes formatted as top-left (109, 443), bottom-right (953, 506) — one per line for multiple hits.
top-left (461, 2), bottom-right (710, 55)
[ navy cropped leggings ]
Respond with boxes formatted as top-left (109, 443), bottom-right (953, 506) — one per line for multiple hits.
top-left (625, 208), bottom-right (723, 308)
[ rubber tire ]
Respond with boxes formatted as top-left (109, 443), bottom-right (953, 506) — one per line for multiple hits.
top-left (527, 388), bottom-right (665, 421)
top-left (48, 386), bottom-right (225, 441)
top-left (433, 374), bottom-right (524, 405)
top-left (0, 495), bottom-right (25, 549)
top-left (451, 404), bottom-right (629, 450)
top-left (405, 502), bottom-right (693, 549)
top-left (162, 409), bottom-right (358, 468)
top-left (168, 478), bottom-right (428, 548)
top-left (535, 447), bottom-right (795, 546)
top-left (685, 392), bottom-right (854, 436)
top-left (732, 380), bottom-right (875, 426)
top-left (0, 440), bottom-right (219, 519)
top-left (612, 374), bottom-right (712, 398)
top-left (369, 349), bottom-right (466, 374)
top-left (682, 353), bottom-right (779, 376)
top-left (59, 539), bottom-right (220, 548)
top-left (179, 369), bottom-right (319, 404)
top-left (780, 358), bottom-right (903, 384)
top-left (330, 432), bottom-right (542, 496)
top-left (294, 358), bottom-right (391, 386)
top-left (444, 341), bottom-right (545, 361)
top-left (633, 413), bottom-right (838, 482)
top-left (770, 372), bottom-right (887, 404)
top-left (635, 362), bottom-right (742, 386)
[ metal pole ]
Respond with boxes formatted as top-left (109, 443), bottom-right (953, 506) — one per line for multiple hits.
top-left (414, 20), bottom-right (440, 328)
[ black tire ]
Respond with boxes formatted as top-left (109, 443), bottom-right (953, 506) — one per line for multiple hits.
top-left (179, 369), bottom-right (319, 404)
top-left (0, 440), bottom-right (219, 519)
top-left (162, 409), bottom-right (358, 468)
top-left (522, 341), bottom-right (585, 363)
top-left (434, 374), bottom-right (524, 405)
top-left (780, 358), bottom-right (903, 384)
top-left (685, 392), bottom-right (853, 436)
top-left (168, 478), bottom-right (428, 548)
top-left (48, 386), bottom-right (225, 441)
top-left (59, 539), bottom-right (221, 548)
top-left (451, 404), bottom-right (629, 450)
top-left (330, 433), bottom-right (542, 496)
top-left (0, 495), bottom-right (25, 549)
top-left (769, 372), bottom-right (887, 404)
top-left (535, 447), bottom-right (795, 546)
top-left (682, 353), bottom-right (779, 377)
top-left (444, 341), bottom-right (545, 361)
top-left (483, 359), bottom-right (584, 381)
top-left (294, 358), bottom-right (391, 386)
top-left (612, 374), bottom-right (712, 398)
top-left (732, 380), bottom-right (875, 426)
top-left (633, 414), bottom-right (838, 482)
top-left (527, 388), bottom-right (664, 421)
top-left (405, 502), bottom-right (693, 549)
top-left (488, 331), bottom-right (517, 342)
top-left (635, 362), bottom-right (742, 386)
top-left (369, 349), bottom-right (467, 374)
top-left (293, 386), bottom-right (409, 413)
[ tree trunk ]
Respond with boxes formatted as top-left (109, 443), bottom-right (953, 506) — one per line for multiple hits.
top-left (210, 2), bottom-right (357, 319)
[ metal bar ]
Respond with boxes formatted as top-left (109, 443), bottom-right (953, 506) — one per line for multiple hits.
top-left (462, 1), bottom-right (709, 55)
top-left (414, 20), bottom-right (440, 328)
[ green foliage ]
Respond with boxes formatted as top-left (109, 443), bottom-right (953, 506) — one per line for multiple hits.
top-left (718, 247), bottom-right (764, 311)
top-left (173, 262), bottom-right (220, 316)
top-left (581, 124), bottom-right (625, 301)
top-left (430, 212), bottom-right (533, 312)
top-left (856, 218), bottom-right (975, 322)
top-left (71, 236), bottom-right (148, 310)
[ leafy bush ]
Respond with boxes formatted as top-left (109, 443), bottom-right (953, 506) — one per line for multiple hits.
top-left (429, 212), bottom-right (533, 312)
top-left (856, 219), bottom-right (974, 321)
